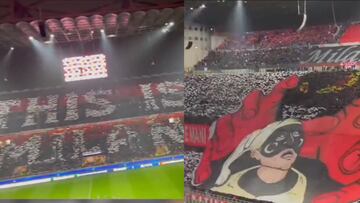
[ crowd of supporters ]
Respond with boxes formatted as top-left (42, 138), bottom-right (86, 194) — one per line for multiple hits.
top-left (185, 22), bottom-right (360, 203)
top-left (185, 150), bottom-right (202, 184)
top-left (185, 70), bottom-right (360, 124)
top-left (0, 113), bottom-right (183, 180)
top-left (194, 47), bottom-right (308, 71)
top-left (193, 24), bottom-right (346, 71)
top-left (218, 25), bottom-right (338, 51)
top-left (0, 73), bottom-right (184, 181)
top-left (185, 72), bottom-right (307, 123)
top-left (185, 70), bottom-right (360, 184)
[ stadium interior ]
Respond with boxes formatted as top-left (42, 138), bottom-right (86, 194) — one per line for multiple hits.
top-left (0, 0), bottom-right (184, 199)
top-left (185, 1), bottom-right (360, 203)
top-left (0, 0), bottom-right (359, 202)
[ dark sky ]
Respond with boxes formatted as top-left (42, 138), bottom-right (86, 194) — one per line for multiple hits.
top-left (186, 0), bottom-right (360, 32)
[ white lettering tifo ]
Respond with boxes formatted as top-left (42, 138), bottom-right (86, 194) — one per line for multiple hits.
top-left (303, 45), bottom-right (360, 64)
top-left (0, 81), bottom-right (184, 131)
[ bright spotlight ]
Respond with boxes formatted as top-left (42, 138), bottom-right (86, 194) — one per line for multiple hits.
top-left (200, 4), bottom-right (206, 8)
top-left (100, 29), bottom-right (105, 33)
top-left (10, 47), bottom-right (14, 50)
top-left (190, 7), bottom-right (194, 10)
top-left (169, 22), bottom-right (175, 26)
top-left (50, 34), bottom-right (54, 38)
top-left (29, 36), bottom-right (34, 40)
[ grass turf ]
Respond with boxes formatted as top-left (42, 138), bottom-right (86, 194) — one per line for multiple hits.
top-left (0, 163), bottom-right (184, 199)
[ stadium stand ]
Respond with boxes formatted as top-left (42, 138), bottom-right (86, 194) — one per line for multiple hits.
top-left (0, 73), bottom-right (184, 181)
top-left (0, 112), bottom-right (183, 180)
top-left (194, 23), bottom-right (360, 72)
top-left (185, 70), bottom-right (360, 203)
top-left (217, 25), bottom-right (338, 51)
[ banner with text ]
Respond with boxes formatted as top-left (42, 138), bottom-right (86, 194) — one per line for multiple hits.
top-left (0, 75), bottom-right (183, 134)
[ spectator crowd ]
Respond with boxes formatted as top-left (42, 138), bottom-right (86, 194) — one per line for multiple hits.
top-left (185, 72), bottom-right (307, 123)
top-left (194, 47), bottom-right (309, 71)
top-left (218, 25), bottom-right (338, 51)
top-left (0, 113), bottom-right (183, 180)
top-left (193, 25), bottom-right (343, 71)
top-left (185, 70), bottom-right (360, 184)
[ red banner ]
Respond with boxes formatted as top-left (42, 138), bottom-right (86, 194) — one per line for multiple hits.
top-left (185, 123), bottom-right (210, 147)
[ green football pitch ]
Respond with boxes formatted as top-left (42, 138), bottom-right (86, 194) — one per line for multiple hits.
top-left (0, 163), bottom-right (184, 199)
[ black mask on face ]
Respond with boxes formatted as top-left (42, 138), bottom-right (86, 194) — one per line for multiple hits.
top-left (260, 124), bottom-right (304, 157)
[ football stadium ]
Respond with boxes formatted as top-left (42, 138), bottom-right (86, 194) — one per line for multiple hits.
top-left (184, 1), bottom-right (360, 203)
top-left (0, 0), bottom-right (184, 199)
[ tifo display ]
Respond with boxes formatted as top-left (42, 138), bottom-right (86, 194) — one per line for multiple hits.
top-left (0, 73), bottom-right (184, 193)
top-left (185, 71), bottom-right (360, 203)
top-left (63, 54), bottom-right (108, 82)
top-left (185, 17), bottom-right (360, 202)
top-left (0, 74), bottom-right (183, 134)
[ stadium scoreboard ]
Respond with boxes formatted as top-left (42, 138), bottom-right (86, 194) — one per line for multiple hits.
top-left (63, 54), bottom-right (108, 82)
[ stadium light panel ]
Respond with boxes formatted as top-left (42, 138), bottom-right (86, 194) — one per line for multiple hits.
top-left (62, 54), bottom-right (108, 82)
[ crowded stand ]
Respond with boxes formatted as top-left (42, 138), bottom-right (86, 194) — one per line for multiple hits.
top-left (185, 72), bottom-right (307, 123)
top-left (185, 70), bottom-right (360, 203)
top-left (193, 23), bottom-right (360, 72)
top-left (186, 70), bottom-right (360, 124)
top-left (0, 73), bottom-right (184, 180)
top-left (186, 1), bottom-right (360, 203)
top-left (0, 74), bottom-right (183, 134)
top-left (194, 47), bottom-right (307, 71)
top-left (0, 112), bottom-right (183, 180)
top-left (0, 0), bottom-right (186, 199)
top-left (217, 25), bottom-right (338, 51)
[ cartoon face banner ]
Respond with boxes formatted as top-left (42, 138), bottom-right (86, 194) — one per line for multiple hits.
top-left (0, 112), bottom-right (183, 180)
top-left (0, 76), bottom-right (183, 134)
top-left (186, 72), bottom-right (360, 203)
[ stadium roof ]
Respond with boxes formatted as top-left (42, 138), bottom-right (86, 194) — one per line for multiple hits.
top-left (0, 0), bottom-right (183, 47)
top-left (186, 0), bottom-right (360, 32)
